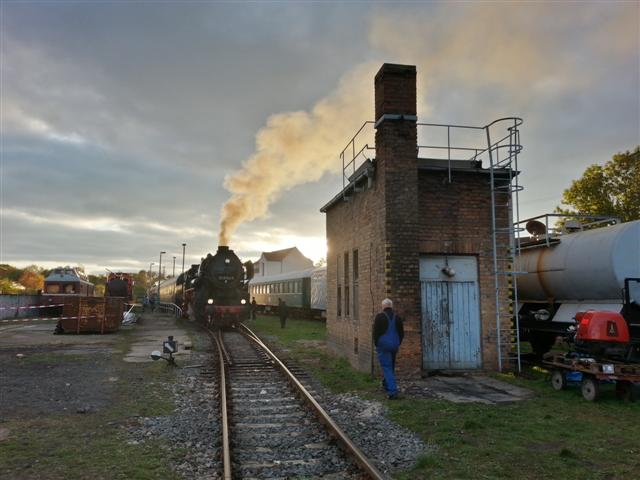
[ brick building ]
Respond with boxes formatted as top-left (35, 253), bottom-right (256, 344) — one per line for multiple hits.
top-left (321, 64), bottom-right (521, 374)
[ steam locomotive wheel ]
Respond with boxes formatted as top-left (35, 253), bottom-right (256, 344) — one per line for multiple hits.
top-left (581, 375), bottom-right (600, 402)
top-left (550, 370), bottom-right (566, 391)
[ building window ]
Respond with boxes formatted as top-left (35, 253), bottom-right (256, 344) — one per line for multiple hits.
top-left (353, 249), bottom-right (359, 320)
top-left (353, 250), bottom-right (359, 281)
top-left (337, 254), bottom-right (341, 317)
top-left (345, 286), bottom-right (350, 316)
top-left (344, 252), bottom-right (350, 316)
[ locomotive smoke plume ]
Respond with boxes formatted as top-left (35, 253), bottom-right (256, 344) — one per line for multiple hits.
top-left (218, 63), bottom-right (377, 246)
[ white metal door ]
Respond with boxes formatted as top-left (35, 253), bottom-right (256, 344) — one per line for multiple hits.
top-left (420, 255), bottom-right (482, 370)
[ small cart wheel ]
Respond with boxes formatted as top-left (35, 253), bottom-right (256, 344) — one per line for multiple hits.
top-left (551, 370), bottom-right (567, 391)
top-left (581, 375), bottom-right (600, 402)
top-left (618, 382), bottom-right (640, 402)
top-left (615, 381), bottom-right (632, 402)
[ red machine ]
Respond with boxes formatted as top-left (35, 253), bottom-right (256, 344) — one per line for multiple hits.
top-left (544, 310), bottom-right (640, 401)
top-left (572, 310), bottom-right (632, 361)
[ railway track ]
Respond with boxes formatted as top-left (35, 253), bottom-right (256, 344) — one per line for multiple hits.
top-left (211, 325), bottom-right (385, 480)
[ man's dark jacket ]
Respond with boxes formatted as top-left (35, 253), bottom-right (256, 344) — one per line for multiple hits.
top-left (372, 308), bottom-right (404, 347)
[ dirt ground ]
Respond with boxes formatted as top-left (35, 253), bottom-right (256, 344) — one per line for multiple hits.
top-left (0, 345), bottom-right (117, 417)
top-left (0, 313), bottom-right (201, 479)
top-left (0, 314), bottom-right (194, 416)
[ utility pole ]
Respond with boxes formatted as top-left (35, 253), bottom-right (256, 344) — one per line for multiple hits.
top-left (181, 243), bottom-right (187, 300)
top-left (158, 251), bottom-right (166, 300)
top-left (172, 256), bottom-right (176, 277)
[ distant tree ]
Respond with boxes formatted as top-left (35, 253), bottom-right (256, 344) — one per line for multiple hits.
top-left (0, 264), bottom-right (22, 281)
top-left (18, 270), bottom-right (44, 293)
top-left (0, 278), bottom-right (23, 294)
top-left (314, 258), bottom-right (327, 267)
top-left (95, 284), bottom-right (106, 296)
top-left (88, 274), bottom-right (106, 284)
top-left (133, 270), bottom-right (150, 298)
top-left (23, 264), bottom-right (46, 274)
top-left (555, 146), bottom-right (640, 222)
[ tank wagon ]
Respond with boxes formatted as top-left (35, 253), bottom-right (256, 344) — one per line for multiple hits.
top-left (249, 266), bottom-right (327, 319)
top-left (190, 246), bottom-right (250, 328)
top-left (517, 217), bottom-right (640, 357)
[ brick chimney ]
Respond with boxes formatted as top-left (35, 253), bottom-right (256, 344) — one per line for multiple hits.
top-left (374, 63), bottom-right (421, 375)
top-left (375, 63), bottom-right (417, 122)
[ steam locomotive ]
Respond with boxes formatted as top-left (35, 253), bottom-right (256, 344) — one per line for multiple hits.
top-left (158, 245), bottom-right (251, 328)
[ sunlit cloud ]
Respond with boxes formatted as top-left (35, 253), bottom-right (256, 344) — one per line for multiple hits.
top-left (3, 208), bottom-right (129, 233)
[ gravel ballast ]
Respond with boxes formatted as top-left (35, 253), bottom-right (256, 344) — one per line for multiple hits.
top-left (128, 328), bottom-right (428, 478)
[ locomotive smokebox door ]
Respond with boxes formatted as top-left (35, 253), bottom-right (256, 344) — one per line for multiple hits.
top-left (163, 335), bottom-right (178, 354)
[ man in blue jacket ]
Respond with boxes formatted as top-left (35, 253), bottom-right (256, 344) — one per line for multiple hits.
top-left (373, 298), bottom-right (404, 399)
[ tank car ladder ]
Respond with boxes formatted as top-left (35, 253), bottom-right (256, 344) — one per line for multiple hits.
top-left (486, 118), bottom-right (524, 373)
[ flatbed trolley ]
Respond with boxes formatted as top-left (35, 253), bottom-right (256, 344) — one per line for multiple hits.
top-left (544, 354), bottom-right (640, 402)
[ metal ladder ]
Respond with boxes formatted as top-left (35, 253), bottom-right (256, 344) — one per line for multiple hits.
top-left (486, 118), bottom-right (524, 372)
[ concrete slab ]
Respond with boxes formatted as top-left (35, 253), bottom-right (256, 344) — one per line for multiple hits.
top-left (403, 374), bottom-right (535, 404)
top-left (0, 311), bottom-right (196, 364)
top-left (123, 312), bottom-right (192, 363)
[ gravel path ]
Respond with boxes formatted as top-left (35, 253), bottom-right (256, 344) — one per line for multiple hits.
top-left (130, 335), bottom-right (221, 479)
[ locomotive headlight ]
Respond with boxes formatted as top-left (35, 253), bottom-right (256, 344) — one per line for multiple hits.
top-left (241, 299), bottom-right (246, 305)
top-left (207, 299), bottom-right (214, 304)
top-left (225, 258), bottom-right (230, 264)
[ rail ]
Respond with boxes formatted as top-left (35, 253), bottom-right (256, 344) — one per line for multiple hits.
top-left (515, 213), bottom-right (621, 247)
top-left (239, 324), bottom-right (386, 480)
top-left (339, 121), bottom-right (375, 194)
top-left (210, 330), bottom-right (232, 480)
top-left (339, 118), bottom-right (523, 187)
top-left (157, 302), bottom-right (182, 318)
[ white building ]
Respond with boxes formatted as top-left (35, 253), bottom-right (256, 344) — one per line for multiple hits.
top-left (253, 247), bottom-right (313, 277)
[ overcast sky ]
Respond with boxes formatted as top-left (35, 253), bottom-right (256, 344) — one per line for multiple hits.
top-left (1, 1), bottom-right (638, 275)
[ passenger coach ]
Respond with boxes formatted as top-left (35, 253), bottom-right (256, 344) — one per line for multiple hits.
top-left (249, 267), bottom-right (327, 318)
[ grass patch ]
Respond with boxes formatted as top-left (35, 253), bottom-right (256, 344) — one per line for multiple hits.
top-left (255, 316), bottom-right (640, 480)
top-left (249, 314), bottom-right (326, 347)
top-left (1, 416), bottom-right (181, 480)
top-left (388, 369), bottom-right (640, 480)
